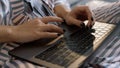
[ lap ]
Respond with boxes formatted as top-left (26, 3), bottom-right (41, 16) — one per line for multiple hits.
top-left (0, 2), bottom-right (120, 68)
top-left (0, 43), bottom-right (44, 68)
top-left (92, 1), bottom-right (120, 24)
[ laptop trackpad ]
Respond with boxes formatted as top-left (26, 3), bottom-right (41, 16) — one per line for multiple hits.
top-left (9, 35), bottom-right (63, 59)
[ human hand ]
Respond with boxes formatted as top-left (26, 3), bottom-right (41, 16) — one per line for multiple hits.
top-left (9, 16), bottom-right (64, 43)
top-left (65, 6), bottom-right (94, 28)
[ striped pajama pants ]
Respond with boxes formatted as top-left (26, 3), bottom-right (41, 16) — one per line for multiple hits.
top-left (0, 1), bottom-right (120, 68)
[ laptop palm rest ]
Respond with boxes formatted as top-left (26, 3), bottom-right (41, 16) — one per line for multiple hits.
top-left (9, 36), bottom-right (63, 59)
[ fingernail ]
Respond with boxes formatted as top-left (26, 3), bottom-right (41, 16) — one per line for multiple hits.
top-left (89, 25), bottom-right (92, 29)
top-left (57, 33), bottom-right (61, 36)
top-left (87, 26), bottom-right (92, 30)
top-left (88, 63), bottom-right (93, 66)
top-left (96, 64), bottom-right (102, 67)
top-left (91, 17), bottom-right (94, 21)
top-left (61, 19), bottom-right (65, 23)
top-left (80, 23), bottom-right (84, 26)
top-left (63, 29), bottom-right (66, 32)
top-left (80, 23), bottom-right (85, 28)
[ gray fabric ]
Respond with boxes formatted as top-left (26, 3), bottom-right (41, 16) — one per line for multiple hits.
top-left (0, 0), bottom-right (120, 68)
top-left (0, 0), bottom-right (68, 68)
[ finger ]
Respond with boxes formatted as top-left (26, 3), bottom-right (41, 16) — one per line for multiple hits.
top-left (68, 17), bottom-right (83, 27)
top-left (39, 32), bottom-right (60, 38)
top-left (40, 16), bottom-right (63, 24)
top-left (87, 17), bottom-right (95, 29)
top-left (42, 24), bottom-right (64, 33)
top-left (86, 7), bottom-right (94, 28)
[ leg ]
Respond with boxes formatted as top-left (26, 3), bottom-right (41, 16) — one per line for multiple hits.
top-left (92, 1), bottom-right (120, 24)
top-left (3, 59), bottom-right (45, 68)
top-left (0, 43), bottom-right (45, 68)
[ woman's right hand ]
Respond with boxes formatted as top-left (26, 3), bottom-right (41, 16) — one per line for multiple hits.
top-left (9, 16), bottom-right (64, 43)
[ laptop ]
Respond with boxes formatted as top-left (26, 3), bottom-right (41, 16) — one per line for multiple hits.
top-left (9, 21), bottom-right (117, 68)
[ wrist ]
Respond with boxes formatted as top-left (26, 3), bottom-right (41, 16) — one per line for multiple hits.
top-left (0, 26), bottom-right (15, 42)
top-left (54, 5), bottom-right (71, 20)
top-left (7, 26), bottom-right (18, 42)
top-left (5, 26), bottom-right (16, 42)
top-left (62, 10), bottom-right (70, 20)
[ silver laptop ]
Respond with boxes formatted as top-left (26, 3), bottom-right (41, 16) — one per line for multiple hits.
top-left (9, 21), bottom-right (117, 68)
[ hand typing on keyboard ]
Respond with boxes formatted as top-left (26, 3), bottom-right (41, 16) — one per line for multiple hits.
top-left (64, 6), bottom-right (94, 28)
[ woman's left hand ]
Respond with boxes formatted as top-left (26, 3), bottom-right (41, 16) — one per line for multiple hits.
top-left (65, 6), bottom-right (94, 28)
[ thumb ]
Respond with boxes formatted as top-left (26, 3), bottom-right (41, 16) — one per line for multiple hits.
top-left (40, 16), bottom-right (63, 24)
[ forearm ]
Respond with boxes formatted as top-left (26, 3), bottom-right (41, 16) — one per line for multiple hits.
top-left (0, 26), bottom-right (13, 42)
top-left (54, 4), bottom-right (71, 19)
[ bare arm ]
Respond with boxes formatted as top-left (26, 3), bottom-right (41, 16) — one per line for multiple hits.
top-left (0, 16), bottom-right (64, 43)
top-left (54, 4), bottom-right (71, 20)
top-left (0, 26), bottom-right (13, 42)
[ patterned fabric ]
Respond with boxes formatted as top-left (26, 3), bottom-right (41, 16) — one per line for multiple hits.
top-left (92, 1), bottom-right (120, 24)
top-left (0, 0), bottom-right (12, 25)
top-left (88, 36), bottom-right (120, 68)
top-left (85, 2), bottom-right (120, 68)
top-left (0, 0), bottom-right (69, 68)
top-left (100, 56), bottom-right (120, 68)
top-left (0, 0), bottom-right (120, 68)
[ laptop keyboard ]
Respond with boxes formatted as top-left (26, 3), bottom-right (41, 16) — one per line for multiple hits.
top-left (36, 22), bottom-right (115, 67)
top-left (36, 39), bottom-right (80, 67)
